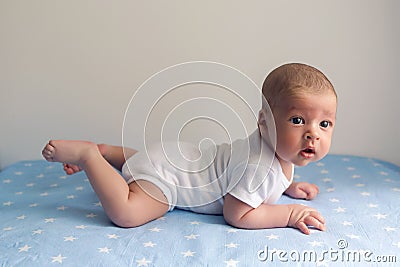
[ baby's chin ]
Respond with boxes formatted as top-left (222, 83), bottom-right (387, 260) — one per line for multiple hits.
top-left (292, 157), bottom-right (319, 167)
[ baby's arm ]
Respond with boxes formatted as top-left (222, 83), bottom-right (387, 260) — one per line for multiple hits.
top-left (223, 194), bottom-right (325, 235)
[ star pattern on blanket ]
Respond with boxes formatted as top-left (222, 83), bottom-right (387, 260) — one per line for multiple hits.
top-left (1, 157), bottom-right (399, 266)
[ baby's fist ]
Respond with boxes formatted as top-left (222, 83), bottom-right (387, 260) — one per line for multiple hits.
top-left (285, 182), bottom-right (319, 200)
top-left (287, 204), bottom-right (326, 235)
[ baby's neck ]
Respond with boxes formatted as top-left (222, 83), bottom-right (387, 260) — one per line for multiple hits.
top-left (276, 156), bottom-right (293, 181)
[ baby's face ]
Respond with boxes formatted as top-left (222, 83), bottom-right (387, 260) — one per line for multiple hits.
top-left (271, 92), bottom-right (337, 166)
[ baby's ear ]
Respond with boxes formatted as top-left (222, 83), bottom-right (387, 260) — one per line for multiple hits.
top-left (258, 109), bottom-right (268, 127)
top-left (258, 109), bottom-right (277, 147)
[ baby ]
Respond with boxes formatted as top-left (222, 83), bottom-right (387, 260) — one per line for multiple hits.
top-left (42, 63), bottom-right (336, 235)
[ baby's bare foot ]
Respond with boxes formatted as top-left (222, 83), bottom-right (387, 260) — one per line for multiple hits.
top-left (42, 140), bottom-right (99, 167)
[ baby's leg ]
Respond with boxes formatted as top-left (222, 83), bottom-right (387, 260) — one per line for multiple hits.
top-left (98, 144), bottom-right (137, 171)
top-left (63, 144), bottom-right (138, 175)
top-left (42, 140), bottom-right (168, 227)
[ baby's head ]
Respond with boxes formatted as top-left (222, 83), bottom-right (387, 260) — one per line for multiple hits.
top-left (259, 63), bottom-right (337, 167)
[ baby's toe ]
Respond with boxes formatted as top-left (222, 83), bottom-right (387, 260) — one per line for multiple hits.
top-left (42, 142), bottom-right (56, 161)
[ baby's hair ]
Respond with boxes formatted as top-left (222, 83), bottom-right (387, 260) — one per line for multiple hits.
top-left (262, 63), bottom-right (336, 109)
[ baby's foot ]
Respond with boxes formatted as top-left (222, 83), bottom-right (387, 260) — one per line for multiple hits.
top-left (42, 140), bottom-right (99, 167)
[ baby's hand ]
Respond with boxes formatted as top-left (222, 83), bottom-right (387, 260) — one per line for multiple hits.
top-left (287, 204), bottom-right (326, 235)
top-left (285, 182), bottom-right (319, 200)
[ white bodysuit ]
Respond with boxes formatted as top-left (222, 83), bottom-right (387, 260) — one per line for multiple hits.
top-left (121, 130), bottom-right (293, 215)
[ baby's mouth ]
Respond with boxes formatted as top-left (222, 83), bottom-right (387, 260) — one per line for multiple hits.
top-left (300, 147), bottom-right (315, 158)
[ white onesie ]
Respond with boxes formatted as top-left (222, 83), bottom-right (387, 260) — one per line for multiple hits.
top-left (121, 130), bottom-right (293, 215)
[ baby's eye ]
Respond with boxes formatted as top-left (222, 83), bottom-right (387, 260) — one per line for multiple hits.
top-left (290, 117), bottom-right (305, 125)
top-left (320, 120), bottom-right (331, 128)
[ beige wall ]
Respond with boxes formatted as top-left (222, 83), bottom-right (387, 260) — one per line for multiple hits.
top-left (1, 0), bottom-right (399, 169)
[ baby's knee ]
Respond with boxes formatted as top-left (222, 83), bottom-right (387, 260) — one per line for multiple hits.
top-left (110, 214), bottom-right (143, 228)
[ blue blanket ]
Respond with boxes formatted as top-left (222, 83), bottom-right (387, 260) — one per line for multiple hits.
top-left (1, 155), bottom-right (399, 266)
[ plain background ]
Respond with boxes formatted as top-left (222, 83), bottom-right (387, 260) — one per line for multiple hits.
top-left (1, 0), bottom-right (399, 170)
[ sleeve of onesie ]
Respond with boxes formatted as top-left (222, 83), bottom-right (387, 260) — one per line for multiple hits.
top-left (226, 162), bottom-right (276, 209)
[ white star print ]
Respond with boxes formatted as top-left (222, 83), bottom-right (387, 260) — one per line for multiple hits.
top-left (189, 221), bottom-right (200, 225)
top-left (322, 178), bottom-right (332, 182)
top-left (98, 247), bottom-right (111, 253)
top-left (29, 203), bottom-right (38, 207)
top-left (26, 183), bottom-right (35, 187)
top-left (3, 201), bottom-right (13, 206)
top-left (44, 218), bottom-right (56, 223)
top-left (86, 213), bottom-right (97, 218)
top-left (384, 227), bottom-right (396, 232)
top-left (320, 169), bottom-right (329, 174)
top-left (148, 227), bottom-right (162, 232)
top-left (308, 241), bottom-right (323, 247)
top-left (94, 202), bottom-right (102, 207)
top-left (156, 216), bottom-right (166, 221)
top-left (227, 228), bottom-right (239, 233)
top-left (64, 236), bottom-right (77, 242)
top-left (360, 192), bottom-right (371, 196)
top-left (18, 245), bottom-right (31, 252)
top-left (326, 188), bottom-right (335, 192)
top-left (334, 207), bottom-right (346, 213)
top-left (347, 167), bottom-right (355, 171)
top-left (75, 186), bottom-right (84, 191)
top-left (3, 227), bottom-right (13, 231)
top-left (40, 192), bottom-right (49, 196)
top-left (75, 225), bottom-right (87, 229)
top-left (379, 171), bottom-right (388, 176)
top-left (392, 187), bottom-right (400, 192)
top-left (329, 198), bottom-right (340, 203)
top-left (32, 229), bottom-right (44, 234)
top-left (50, 183), bottom-right (58, 187)
top-left (342, 221), bottom-right (353, 226)
top-left (66, 195), bottom-right (75, 199)
top-left (36, 174), bottom-right (44, 178)
top-left (51, 254), bottom-right (66, 263)
top-left (16, 215), bottom-right (26, 220)
top-left (136, 257), bottom-right (151, 266)
top-left (3, 179), bottom-right (12, 184)
top-left (373, 213), bottom-right (387, 220)
top-left (181, 250), bottom-right (196, 257)
top-left (355, 183), bottom-right (365, 187)
top-left (352, 174), bottom-right (361, 179)
top-left (316, 162), bottom-right (325, 166)
top-left (346, 234), bottom-right (360, 239)
top-left (225, 243), bottom-right (239, 248)
top-left (184, 234), bottom-right (199, 240)
top-left (57, 206), bottom-right (67, 210)
top-left (266, 234), bottom-right (279, 240)
top-left (393, 242), bottom-right (400, 248)
top-left (14, 172), bottom-right (23, 175)
top-left (224, 258), bottom-right (239, 267)
top-left (143, 241), bottom-right (156, 247)
top-left (107, 234), bottom-right (120, 239)
top-left (367, 203), bottom-right (378, 208)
